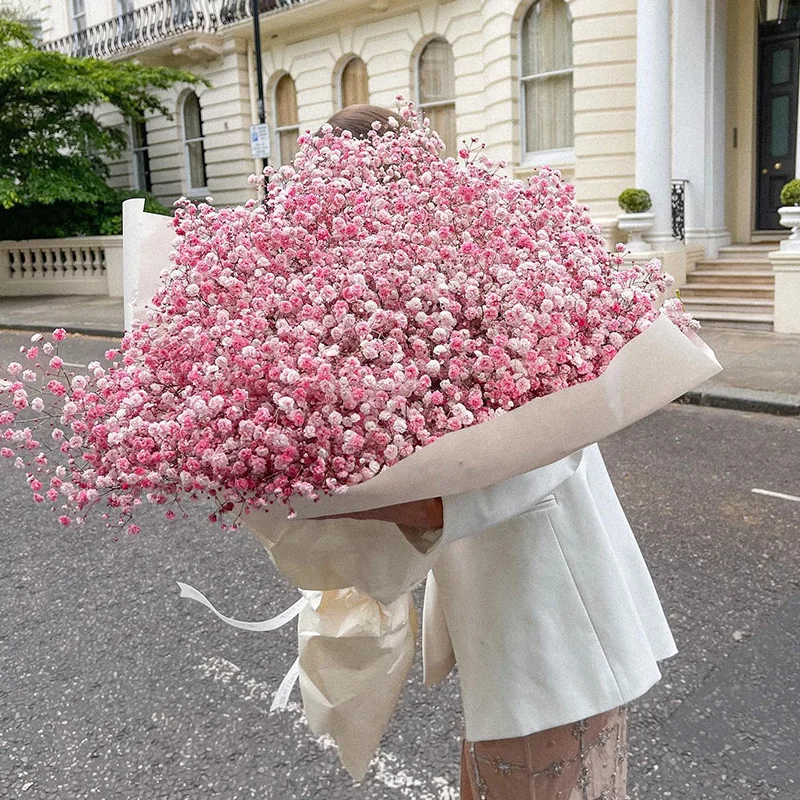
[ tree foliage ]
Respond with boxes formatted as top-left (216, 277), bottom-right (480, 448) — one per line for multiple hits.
top-left (0, 17), bottom-right (204, 210)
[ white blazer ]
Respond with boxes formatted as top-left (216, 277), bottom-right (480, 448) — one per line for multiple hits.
top-left (421, 443), bottom-right (677, 742)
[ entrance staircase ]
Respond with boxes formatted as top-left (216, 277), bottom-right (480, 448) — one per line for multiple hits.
top-left (678, 240), bottom-right (780, 330)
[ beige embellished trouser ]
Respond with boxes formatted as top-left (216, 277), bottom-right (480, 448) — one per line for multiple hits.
top-left (460, 707), bottom-right (628, 800)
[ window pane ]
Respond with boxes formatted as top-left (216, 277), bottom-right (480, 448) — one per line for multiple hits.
top-left (132, 120), bottom-right (148, 150)
top-left (772, 47), bottom-right (792, 85)
top-left (134, 149), bottom-right (152, 193)
top-left (419, 39), bottom-right (455, 104)
top-left (187, 141), bottom-right (207, 189)
top-left (276, 75), bottom-right (298, 127)
top-left (524, 73), bottom-right (573, 152)
top-left (521, 0), bottom-right (572, 77)
top-left (427, 103), bottom-right (457, 156)
top-left (183, 92), bottom-right (203, 141)
top-left (341, 58), bottom-right (369, 108)
top-left (279, 127), bottom-right (300, 165)
top-left (770, 94), bottom-right (791, 157)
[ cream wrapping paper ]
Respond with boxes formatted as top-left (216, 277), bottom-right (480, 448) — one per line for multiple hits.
top-left (123, 200), bottom-right (722, 780)
top-left (298, 589), bottom-right (418, 780)
top-left (244, 316), bottom-right (721, 602)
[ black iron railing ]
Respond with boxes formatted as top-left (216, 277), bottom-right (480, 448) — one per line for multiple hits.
top-left (671, 179), bottom-right (688, 241)
top-left (41, 0), bottom-right (310, 59)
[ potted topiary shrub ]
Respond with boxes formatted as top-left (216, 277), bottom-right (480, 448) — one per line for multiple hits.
top-left (616, 188), bottom-right (655, 252)
top-left (778, 179), bottom-right (800, 248)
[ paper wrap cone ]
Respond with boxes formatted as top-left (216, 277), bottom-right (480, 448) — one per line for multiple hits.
top-left (298, 589), bottom-right (418, 781)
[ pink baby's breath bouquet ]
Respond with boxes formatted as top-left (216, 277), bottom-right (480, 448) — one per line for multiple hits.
top-left (1, 101), bottom-right (722, 780)
top-left (1, 102), bottom-right (714, 537)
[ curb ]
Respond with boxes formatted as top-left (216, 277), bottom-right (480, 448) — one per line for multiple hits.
top-left (677, 385), bottom-right (800, 417)
top-left (0, 323), bottom-right (124, 339)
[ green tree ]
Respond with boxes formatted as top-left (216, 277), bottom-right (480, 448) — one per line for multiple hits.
top-left (0, 17), bottom-right (204, 213)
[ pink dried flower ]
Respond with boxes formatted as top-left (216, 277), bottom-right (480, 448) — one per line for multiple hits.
top-left (0, 100), bottom-right (696, 533)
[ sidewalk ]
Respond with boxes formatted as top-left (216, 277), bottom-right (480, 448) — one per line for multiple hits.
top-left (1, 295), bottom-right (799, 414)
top-left (681, 327), bottom-right (800, 416)
top-left (0, 295), bottom-right (124, 338)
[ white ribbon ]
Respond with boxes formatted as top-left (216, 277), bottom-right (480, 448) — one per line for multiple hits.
top-left (177, 581), bottom-right (306, 709)
top-left (270, 657), bottom-right (300, 712)
top-left (177, 581), bottom-right (306, 631)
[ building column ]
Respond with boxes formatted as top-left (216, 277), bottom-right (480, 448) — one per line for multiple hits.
top-left (673, 0), bottom-right (732, 257)
top-left (635, 0), bottom-right (675, 248)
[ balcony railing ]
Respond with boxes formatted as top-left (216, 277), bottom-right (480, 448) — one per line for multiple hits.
top-left (41, 0), bottom-right (310, 59)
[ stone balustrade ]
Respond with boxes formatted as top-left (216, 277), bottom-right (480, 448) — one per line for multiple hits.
top-left (0, 237), bottom-right (123, 298)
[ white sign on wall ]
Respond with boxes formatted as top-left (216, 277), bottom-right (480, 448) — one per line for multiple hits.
top-left (250, 123), bottom-right (271, 159)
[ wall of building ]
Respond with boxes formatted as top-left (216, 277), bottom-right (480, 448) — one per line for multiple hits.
top-left (35, 0), bottom-right (641, 233)
top-left (726, 0), bottom-right (759, 243)
top-left (100, 39), bottom-right (255, 207)
top-left (571, 0), bottom-right (637, 228)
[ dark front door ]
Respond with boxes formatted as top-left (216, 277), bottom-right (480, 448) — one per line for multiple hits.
top-left (757, 32), bottom-right (800, 230)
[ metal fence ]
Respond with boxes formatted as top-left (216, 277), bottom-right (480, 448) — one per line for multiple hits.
top-left (671, 179), bottom-right (688, 242)
top-left (41, 0), bottom-right (310, 59)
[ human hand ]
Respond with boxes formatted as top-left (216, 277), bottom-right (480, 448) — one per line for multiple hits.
top-left (314, 497), bottom-right (443, 529)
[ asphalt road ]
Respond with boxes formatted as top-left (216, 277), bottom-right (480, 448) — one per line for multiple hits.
top-left (1, 331), bottom-right (799, 799)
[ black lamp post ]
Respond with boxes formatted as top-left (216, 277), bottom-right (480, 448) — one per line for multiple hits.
top-left (252, 0), bottom-right (266, 125)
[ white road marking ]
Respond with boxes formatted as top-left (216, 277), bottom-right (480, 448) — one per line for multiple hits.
top-left (61, 361), bottom-right (87, 369)
top-left (195, 655), bottom-right (459, 799)
top-left (751, 488), bottom-right (800, 503)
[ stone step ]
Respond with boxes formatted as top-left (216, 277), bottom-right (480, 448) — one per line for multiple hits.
top-left (693, 310), bottom-right (775, 331)
top-left (715, 245), bottom-right (774, 262)
top-left (687, 269), bottom-right (774, 285)
top-left (693, 259), bottom-right (773, 272)
top-left (681, 297), bottom-right (774, 319)
top-left (750, 232), bottom-right (786, 244)
top-left (679, 283), bottom-right (775, 299)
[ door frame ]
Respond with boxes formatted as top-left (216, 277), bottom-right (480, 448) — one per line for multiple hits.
top-left (755, 26), bottom-right (800, 230)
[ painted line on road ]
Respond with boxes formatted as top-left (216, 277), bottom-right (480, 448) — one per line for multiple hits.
top-left (195, 655), bottom-right (458, 799)
top-left (752, 488), bottom-right (800, 503)
top-left (61, 361), bottom-right (88, 368)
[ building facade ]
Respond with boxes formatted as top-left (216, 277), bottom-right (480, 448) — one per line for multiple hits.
top-left (19, 0), bottom-right (800, 328)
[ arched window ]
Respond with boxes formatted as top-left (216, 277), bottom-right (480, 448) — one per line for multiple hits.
top-left (417, 38), bottom-right (457, 155)
top-left (520, 0), bottom-right (574, 158)
top-left (274, 74), bottom-right (299, 165)
top-left (339, 57), bottom-right (369, 108)
top-left (182, 91), bottom-right (207, 193)
top-left (131, 119), bottom-right (151, 193)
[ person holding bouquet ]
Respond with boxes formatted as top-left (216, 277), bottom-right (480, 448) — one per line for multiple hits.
top-left (317, 105), bottom-right (676, 800)
top-left (3, 101), bottom-right (718, 800)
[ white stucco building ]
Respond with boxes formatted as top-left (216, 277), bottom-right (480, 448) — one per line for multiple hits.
top-left (13, 0), bottom-right (800, 330)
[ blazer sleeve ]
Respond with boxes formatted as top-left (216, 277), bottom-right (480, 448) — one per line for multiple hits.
top-left (437, 448), bottom-right (585, 547)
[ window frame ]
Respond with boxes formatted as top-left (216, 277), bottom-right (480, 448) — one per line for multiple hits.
top-left (337, 56), bottom-right (370, 110)
top-left (130, 119), bottom-right (152, 194)
top-left (518, 0), bottom-right (576, 168)
top-left (273, 73), bottom-right (300, 166)
top-left (415, 37), bottom-right (458, 156)
top-left (181, 91), bottom-right (208, 196)
top-left (71, 0), bottom-right (88, 33)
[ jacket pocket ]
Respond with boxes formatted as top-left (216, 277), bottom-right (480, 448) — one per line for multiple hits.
top-left (530, 494), bottom-right (558, 512)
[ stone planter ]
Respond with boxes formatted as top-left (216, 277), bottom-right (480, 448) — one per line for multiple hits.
top-left (616, 212), bottom-right (655, 252)
top-left (778, 205), bottom-right (800, 251)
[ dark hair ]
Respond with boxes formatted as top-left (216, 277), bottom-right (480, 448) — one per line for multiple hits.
top-left (324, 104), bottom-right (404, 139)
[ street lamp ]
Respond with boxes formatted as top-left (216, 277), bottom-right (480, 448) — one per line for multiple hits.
top-left (760, 0), bottom-right (791, 23)
top-left (252, 0), bottom-right (266, 125)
